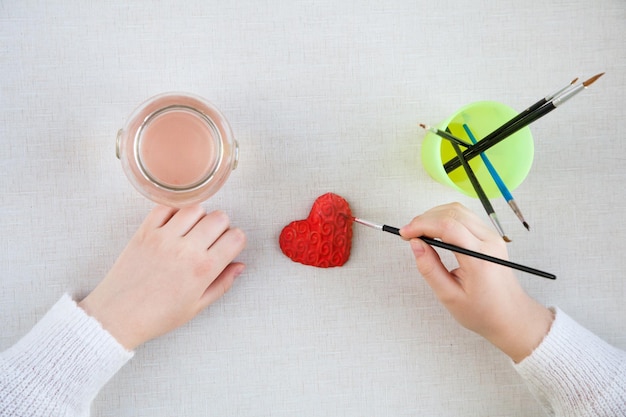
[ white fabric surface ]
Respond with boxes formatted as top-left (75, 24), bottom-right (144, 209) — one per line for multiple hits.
top-left (1, 1), bottom-right (625, 416)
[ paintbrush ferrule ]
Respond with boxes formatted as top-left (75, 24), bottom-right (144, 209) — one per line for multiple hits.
top-left (551, 83), bottom-right (584, 107)
top-left (507, 199), bottom-right (529, 230)
top-left (488, 213), bottom-right (511, 242)
top-left (353, 217), bottom-right (383, 231)
top-left (544, 77), bottom-right (579, 101)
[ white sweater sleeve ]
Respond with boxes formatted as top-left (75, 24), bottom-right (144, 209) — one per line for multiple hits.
top-left (514, 307), bottom-right (626, 417)
top-left (0, 294), bottom-right (134, 417)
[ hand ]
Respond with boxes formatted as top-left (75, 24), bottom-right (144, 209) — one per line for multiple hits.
top-left (400, 203), bottom-right (553, 362)
top-left (79, 205), bottom-right (246, 350)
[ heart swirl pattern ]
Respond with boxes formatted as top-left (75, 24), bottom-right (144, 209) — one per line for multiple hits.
top-left (279, 193), bottom-right (354, 268)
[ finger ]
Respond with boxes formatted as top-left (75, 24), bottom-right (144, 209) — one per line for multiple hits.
top-left (444, 204), bottom-right (495, 242)
top-left (141, 205), bottom-right (178, 230)
top-left (161, 205), bottom-right (206, 236)
top-left (401, 203), bottom-right (496, 248)
top-left (402, 212), bottom-right (482, 252)
top-left (409, 239), bottom-right (463, 303)
top-left (197, 262), bottom-right (245, 311)
top-left (184, 210), bottom-right (231, 248)
top-left (201, 227), bottom-right (247, 285)
top-left (402, 203), bottom-right (490, 240)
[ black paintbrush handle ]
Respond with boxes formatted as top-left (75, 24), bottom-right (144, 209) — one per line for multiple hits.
top-left (476, 98), bottom-right (546, 146)
top-left (443, 102), bottom-right (556, 173)
top-left (382, 225), bottom-right (401, 235)
top-left (450, 141), bottom-right (495, 216)
top-left (421, 236), bottom-right (556, 279)
top-left (433, 128), bottom-right (473, 147)
top-left (380, 225), bottom-right (556, 280)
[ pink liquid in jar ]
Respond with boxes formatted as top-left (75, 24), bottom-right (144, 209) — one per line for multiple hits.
top-left (139, 109), bottom-right (218, 189)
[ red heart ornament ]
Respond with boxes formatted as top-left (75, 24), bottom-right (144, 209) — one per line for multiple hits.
top-left (279, 193), bottom-right (354, 268)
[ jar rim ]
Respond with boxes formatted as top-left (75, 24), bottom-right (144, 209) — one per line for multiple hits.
top-left (117, 91), bottom-right (238, 207)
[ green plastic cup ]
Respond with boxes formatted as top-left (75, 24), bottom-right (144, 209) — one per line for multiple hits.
top-left (421, 101), bottom-right (534, 199)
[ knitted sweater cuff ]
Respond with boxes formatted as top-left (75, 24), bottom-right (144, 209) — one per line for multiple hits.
top-left (514, 307), bottom-right (626, 416)
top-left (0, 294), bottom-right (134, 416)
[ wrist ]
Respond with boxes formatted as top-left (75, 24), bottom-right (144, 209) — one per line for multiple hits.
top-left (486, 296), bottom-right (554, 363)
top-left (78, 295), bottom-right (142, 351)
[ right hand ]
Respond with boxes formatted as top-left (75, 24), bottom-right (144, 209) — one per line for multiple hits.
top-left (400, 203), bottom-right (553, 362)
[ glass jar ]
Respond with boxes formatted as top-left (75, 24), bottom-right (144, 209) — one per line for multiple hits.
top-left (116, 92), bottom-right (238, 207)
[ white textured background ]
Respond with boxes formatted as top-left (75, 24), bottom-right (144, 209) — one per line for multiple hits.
top-left (1, 1), bottom-right (625, 416)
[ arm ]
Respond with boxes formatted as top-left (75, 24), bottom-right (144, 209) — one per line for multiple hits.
top-left (0, 205), bottom-right (246, 415)
top-left (400, 203), bottom-right (626, 416)
top-left (0, 295), bottom-right (133, 417)
top-left (515, 307), bottom-right (626, 417)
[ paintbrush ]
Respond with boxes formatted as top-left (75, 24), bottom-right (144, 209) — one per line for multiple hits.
top-left (419, 123), bottom-right (473, 147)
top-left (449, 137), bottom-right (511, 242)
top-left (444, 73), bottom-right (604, 173)
top-left (462, 123), bottom-right (529, 230)
top-left (352, 217), bottom-right (555, 280)
top-left (466, 77), bottom-right (578, 149)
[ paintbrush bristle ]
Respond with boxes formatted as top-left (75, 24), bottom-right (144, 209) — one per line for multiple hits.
top-left (503, 235), bottom-right (512, 243)
top-left (418, 123), bottom-right (427, 129)
top-left (583, 72), bottom-right (605, 87)
top-left (523, 221), bottom-right (530, 231)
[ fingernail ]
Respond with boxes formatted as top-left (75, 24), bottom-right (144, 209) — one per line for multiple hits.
top-left (398, 226), bottom-right (412, 239)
